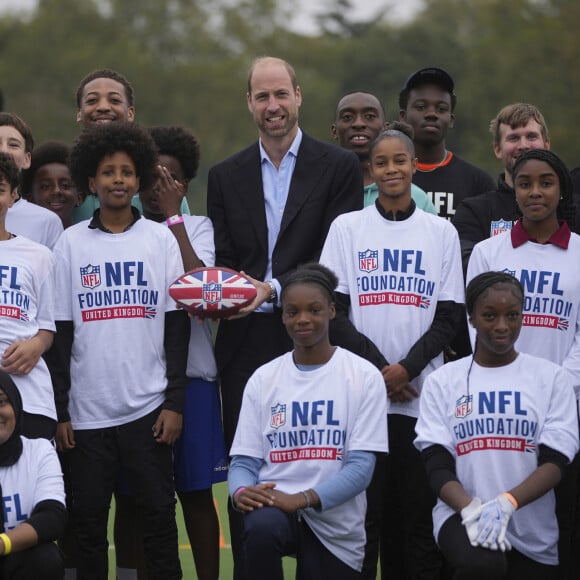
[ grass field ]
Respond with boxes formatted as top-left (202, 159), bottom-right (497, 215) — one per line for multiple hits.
top-left (107, 482), bottom-right (297, 579)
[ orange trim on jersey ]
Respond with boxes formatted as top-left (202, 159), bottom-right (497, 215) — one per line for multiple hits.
top-left (417, 151), bottom-right (454, 171)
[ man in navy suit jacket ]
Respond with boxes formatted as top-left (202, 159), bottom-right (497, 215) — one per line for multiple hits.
top-left (207, 56), bottom-right (363, 578)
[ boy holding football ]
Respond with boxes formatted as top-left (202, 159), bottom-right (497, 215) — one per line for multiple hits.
top-left (47, 122), bottom-right (189, 580)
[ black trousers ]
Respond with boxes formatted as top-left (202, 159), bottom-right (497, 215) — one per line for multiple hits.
top-left (438, 513), bottom-right (557, 580)
top-left (361, 452), bottom-right (387, 579)
top-left (242, 506), bottom-right (361, 580)
top-left (1, 542), bottom-right (63, 580)
top-left (380, 414), bottom-right (442, 580)
top-left (554, 451), bottom-right (580, 579)
top-left (67, 407), bottom-right (180, 580)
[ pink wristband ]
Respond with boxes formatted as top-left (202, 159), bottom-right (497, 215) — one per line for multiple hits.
top-left (233, 486), bottom-right (246, 503)
top-left (166, 214), bottom-right (184, 227)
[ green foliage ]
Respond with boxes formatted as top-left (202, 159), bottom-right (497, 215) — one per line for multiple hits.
top-left (0, 0), bottom-right (579, 215)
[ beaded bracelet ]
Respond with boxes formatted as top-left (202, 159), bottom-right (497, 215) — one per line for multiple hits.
top-left (301, 490), bottom-right (311, 509)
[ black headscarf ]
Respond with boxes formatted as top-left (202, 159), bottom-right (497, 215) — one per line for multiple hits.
top-left (0, 370), bottom-right (23, 467)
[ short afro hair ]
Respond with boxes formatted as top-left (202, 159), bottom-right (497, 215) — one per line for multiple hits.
top-left (148, 126), bottom-right (200, 181)
top-left (76, 68), bottom-right (134, 108)
top-left (69, 123), bottom-right (157, 193)
top-left (20, 141), bottom-right (70, 198)
top-left (0, 151), bottom-right (20, 191)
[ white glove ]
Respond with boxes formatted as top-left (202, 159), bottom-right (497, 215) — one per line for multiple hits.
top-left (460, 497), bottom-right (482, 547)
top-left (476, 494), bottom-right (516, 550)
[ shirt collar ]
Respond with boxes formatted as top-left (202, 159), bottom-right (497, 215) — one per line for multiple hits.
top-left (259, 128), bottom-right (303, 164)
top-left (374, 198), bottom-right (416, 221)
top-left (88, 206), bottom-right (141, 233)
top-left (511, 218), bottom-right (571, 249)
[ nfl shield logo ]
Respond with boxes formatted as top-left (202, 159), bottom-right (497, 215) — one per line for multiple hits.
top-left (270, 402), bottom-right (286, 429)
top-left (490, 219), bottom-right (513, 237)
top-left (80, 264), bottom-right (101, 289)
top-left (203, 281), bottom-right (222, 305)
top-left (358, 249), bottom-right (378, 273)
top-left (455, 394), bottom-right (472, 418)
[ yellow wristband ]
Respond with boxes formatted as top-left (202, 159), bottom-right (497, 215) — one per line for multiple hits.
top-left (503, 492), bottom-right (518, 510)
top-left (0, 533), bottom-right (12, 555)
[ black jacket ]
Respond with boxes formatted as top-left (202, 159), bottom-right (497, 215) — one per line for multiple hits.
top-left (453, 173), bottom-right (520, 274)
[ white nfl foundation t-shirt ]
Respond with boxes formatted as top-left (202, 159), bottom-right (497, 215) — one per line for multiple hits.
top-left (0, 236), bottom-right (56, 419)
top-left (320, 205), bottom-right (464, 418)
top-left (415, 353), bottom-right (579, 565)
top-left (6, 198), bottom-right (63, 249)
top-left (53, 218), bottom-right (183, 429)
top-left (467, 230), bottom-right (580, 396)
top-left (231, 347), bottom-right (388, 572)
top-left (1, 437), bottom-right (65, 530)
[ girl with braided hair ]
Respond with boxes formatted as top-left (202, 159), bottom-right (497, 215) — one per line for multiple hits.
top-left (415, 271), bottom-right (578, 579)
top-left (228, 263), bottom-right (388, 579)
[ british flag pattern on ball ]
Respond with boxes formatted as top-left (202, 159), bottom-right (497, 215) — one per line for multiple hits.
top-left (169, 267), bottom-right (257, 318)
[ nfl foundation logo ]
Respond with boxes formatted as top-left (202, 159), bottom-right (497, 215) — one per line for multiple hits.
top-left (490, 219), bottom-right (514, 237)
top-left (270, 402), bottom-right (286, 429)
top-left (455, 394), bottom-right (472, 418)
top-left (80, 264), bottom-right (101, 289)
top-left (358, 249), bottom-right (378, 273)
top-left (203, 281), bottom-right (222, 305)
top-left (501, 268), bottom-right (517, 278)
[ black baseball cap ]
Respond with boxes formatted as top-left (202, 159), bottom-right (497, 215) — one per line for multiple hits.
top-left (403, 67), bottom-right (455, 94)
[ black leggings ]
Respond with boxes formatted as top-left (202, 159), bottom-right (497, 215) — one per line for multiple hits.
top-left (1, 542), bottom-right (63, 580)
top-left (438, 514), bottom-right (557, 580)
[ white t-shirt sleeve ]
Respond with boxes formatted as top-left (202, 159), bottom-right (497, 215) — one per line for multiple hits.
top-left (348, 370), bottom-right (388, 453)
top-left (230, 374), bottom-right (264, 459)
top-left (466, 239), bottom-right (492, 286)
top-left (438, 223), bottom-right (465, 304)
top-left (46, 217), bottom-right (64, 250)
top-left (163, 232), bottom-right (184, 312)
top-left (186, 216), bottom-right (215, 267)
top-left (320, 218), bottom-right (350, 295)
top-left (560, 305), bottom-right (580, 397)
top-left (414, 368), bottom-right (455, 455)
top-left (539, 367), bottom-right (579, 461)
top-left (35, 251), bottom-right (56, 332)
top-left (52, 234), bottom-right (73, 321)
top-left (31, 439), bottom-right (66, 506)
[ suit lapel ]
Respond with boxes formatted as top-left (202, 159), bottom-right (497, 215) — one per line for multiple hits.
top-left (233, 144), bottom-right (268, 253)
top-left (279, 134), bottom-right (326, 238)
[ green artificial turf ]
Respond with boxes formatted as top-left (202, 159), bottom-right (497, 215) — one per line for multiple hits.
top-left (106, 482), bottom-right (297, 579)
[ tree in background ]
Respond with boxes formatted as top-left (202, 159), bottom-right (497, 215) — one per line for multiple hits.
top-left (0, 0), bottom-right (578, 215)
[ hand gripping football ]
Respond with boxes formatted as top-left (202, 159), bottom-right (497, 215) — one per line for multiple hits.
top-left (169, 267), bottom-right (257, 319)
